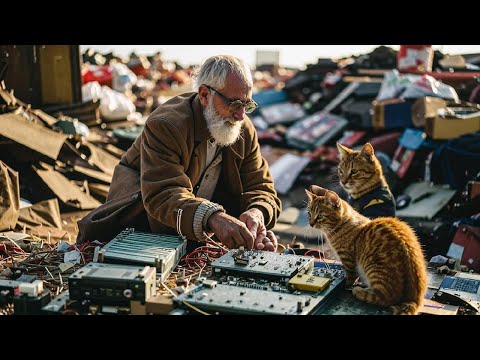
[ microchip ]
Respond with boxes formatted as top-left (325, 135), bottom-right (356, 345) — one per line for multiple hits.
top-left (288, 274), bottom-right (331, 292)
top-left (234, 254), bottom-right (250, 265)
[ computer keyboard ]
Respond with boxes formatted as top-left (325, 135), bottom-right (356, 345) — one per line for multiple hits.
top-left (452, 278), bottom-right (480, 293)
top-left (441, 276), bottom-right (480, 295)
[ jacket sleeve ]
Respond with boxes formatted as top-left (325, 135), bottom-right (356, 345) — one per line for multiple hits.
top-left (140, 116), bottom-right (208, 240)
top-left (238, 120), bottom-right (282, 229)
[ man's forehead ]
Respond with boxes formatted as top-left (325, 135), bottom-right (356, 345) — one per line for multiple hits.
top-left (222, 82), bottom-right (252, 100)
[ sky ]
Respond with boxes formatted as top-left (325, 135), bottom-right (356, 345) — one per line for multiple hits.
top-left (81, 45), bottom-right (480, 70)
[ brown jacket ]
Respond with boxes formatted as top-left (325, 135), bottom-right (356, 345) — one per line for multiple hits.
top-left (101, 92), bottom-right (281, 241)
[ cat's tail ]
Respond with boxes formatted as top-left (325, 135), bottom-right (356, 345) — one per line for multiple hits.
top-left (390, 302), bottom-right (419, 315)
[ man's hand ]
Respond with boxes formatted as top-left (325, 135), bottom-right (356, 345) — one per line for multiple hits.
top-left (239, 209), bottom-right (277, 252)
top-left (207, 211), bottom-right (255, 249)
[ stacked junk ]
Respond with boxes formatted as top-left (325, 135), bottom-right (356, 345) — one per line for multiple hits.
top-left (1, 45), bottom-right (480, 294)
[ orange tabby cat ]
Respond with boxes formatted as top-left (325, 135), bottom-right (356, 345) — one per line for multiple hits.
top-left (306, 185), bottom-right (427, 315)
top-left (337, 142), bottom-right (395, 219)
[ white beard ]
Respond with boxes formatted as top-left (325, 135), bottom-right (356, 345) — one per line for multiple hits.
top-left (204, 98), bottom-right (243, 147)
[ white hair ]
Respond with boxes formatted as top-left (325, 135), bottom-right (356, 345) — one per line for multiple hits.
top-left (192, 54), bottom-right (253, 91)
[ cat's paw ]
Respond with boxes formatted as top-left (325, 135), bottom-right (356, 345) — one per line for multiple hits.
top-left (352, 286), bottom-right (368, 299)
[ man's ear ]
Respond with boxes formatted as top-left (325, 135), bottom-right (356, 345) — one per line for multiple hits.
top-left (198, 85), bottom-right (210, 107)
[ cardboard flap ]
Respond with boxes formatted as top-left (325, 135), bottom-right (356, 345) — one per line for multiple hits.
top-left (17, 198), bottom-right (63, 230)
top-left (0, 88), bottom-right (15, 105)
top-left (73, 165), bottom-right (112, 183)
top-left (32, 109), bottom-right (58, 126)
top-left (84, 142), bottom-right (120, 176)
top-left (103, 144), bottom-right (126, 158)
top-left (0, 113), bottom-right (68, 159)
top-left (0, 160), bottom-right (20, 231)
top-left (34, 163), bottom-right (101, 210)
top-left (88, 183), bottom-right (110, 198)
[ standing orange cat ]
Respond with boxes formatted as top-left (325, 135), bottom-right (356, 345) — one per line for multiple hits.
top-left (306, 185), bottom-right (427, 315)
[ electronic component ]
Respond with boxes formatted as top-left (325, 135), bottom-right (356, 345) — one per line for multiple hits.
top-left (15, 274), bottom-right (38, 283)
top-left (174, 282), bottom-right (332, 315)
top-left (145, 295), bottom-right (175, 315)
top-left (202, 279), bottom-right (218, 288)
top-left (1, 276), bottom-right (39, 306)
top-left (18, 280), bottom-right (44, 297)
top-left (42, 290), bottom-right (72, 315)
top-left (212, 249), bottom-right (314, 283)
top-left (68, 262), bottom-right (156, 305)
top-left (0, 279), bottom-right (20, 306)
top-left (233, 248), bottom-right (250, 265)
top-left (13, 289), bottom-right (51, 315)
top-left (289, 273), bottom-right (331, 292)
top-left (439, 274), bottom-right (480, 302)
top-left (312, 266), bottom-right (346, 279)
top-left (98, 228), bottom-right (187, 282)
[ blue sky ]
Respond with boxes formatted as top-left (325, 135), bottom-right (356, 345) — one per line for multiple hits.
top-left (81, 45), bottom-right (480, 69)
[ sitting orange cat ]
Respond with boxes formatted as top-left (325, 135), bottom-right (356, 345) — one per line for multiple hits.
top-left (337, 142), bottom-right (395, 219)
top-left (306, 185), bottom-right (427, 315)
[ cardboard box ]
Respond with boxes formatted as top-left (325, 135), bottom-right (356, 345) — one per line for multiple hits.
top-left (425, 112), bottom-right (480, 140)
top-left (371, 98), bottom-right (413, 129)
top-left (412, 96), bottom-right (447, 127)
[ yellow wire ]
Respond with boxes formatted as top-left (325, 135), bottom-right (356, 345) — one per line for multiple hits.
top-left (182, 301), bottom-right (210, 315)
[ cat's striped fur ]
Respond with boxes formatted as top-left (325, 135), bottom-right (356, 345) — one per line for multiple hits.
top-left (306, 185), bottom-right (427, 315)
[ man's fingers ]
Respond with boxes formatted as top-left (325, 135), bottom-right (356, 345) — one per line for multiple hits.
top-left (263, 241), bottom-right (275, 252)
top-left (256, 242), bottom-right (265, 250)
top-left (249, 222), bottom-right (258, 239)
top-left (265, 231), bottom-right (278, 251)
top-left (238, 227), bottom-right (254, 249)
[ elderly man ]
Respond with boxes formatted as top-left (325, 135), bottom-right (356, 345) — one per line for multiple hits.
top-left (77, 54), bottom-right (281, 251)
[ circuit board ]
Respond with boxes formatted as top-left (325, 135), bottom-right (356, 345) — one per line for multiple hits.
top-left (311, 264), bottom-right (390, 315)
top-left (314, 287), bottom-right (391, 315)
top-left (211, 249), bottom-right (314, 282)
top-left (312, 265), bottom-right (347, 279)
top-left (173, 268), bottom-right (344, 315)
top-left (174, 280), bottom-right (343, 315)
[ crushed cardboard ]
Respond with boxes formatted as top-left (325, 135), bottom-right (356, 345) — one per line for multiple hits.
top-left (34, 163), bottom-right (101, 210)
top-left (0, 113), bottom-right (68, 159)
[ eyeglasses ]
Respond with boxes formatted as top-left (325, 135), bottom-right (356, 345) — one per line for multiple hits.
top-left (204, 84), bottom-right (258, 114)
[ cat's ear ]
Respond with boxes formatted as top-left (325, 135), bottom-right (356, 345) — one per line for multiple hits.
top-left (326, 190), bottom-right (341, 208)
top-left (361, 143), bottom-right (374, 161)
top-left (308, 185), bottom-right (327, 196)
top-left (337, 143), bottom-right (352, 158)
top-left (305, 189), bottom-right (316, 202)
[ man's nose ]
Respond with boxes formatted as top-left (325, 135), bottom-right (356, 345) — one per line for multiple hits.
top-left (232, 107), bottom-right (246, 121)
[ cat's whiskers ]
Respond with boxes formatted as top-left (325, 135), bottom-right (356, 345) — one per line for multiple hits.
top-left (317, 233), bottom-right (330, 270)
